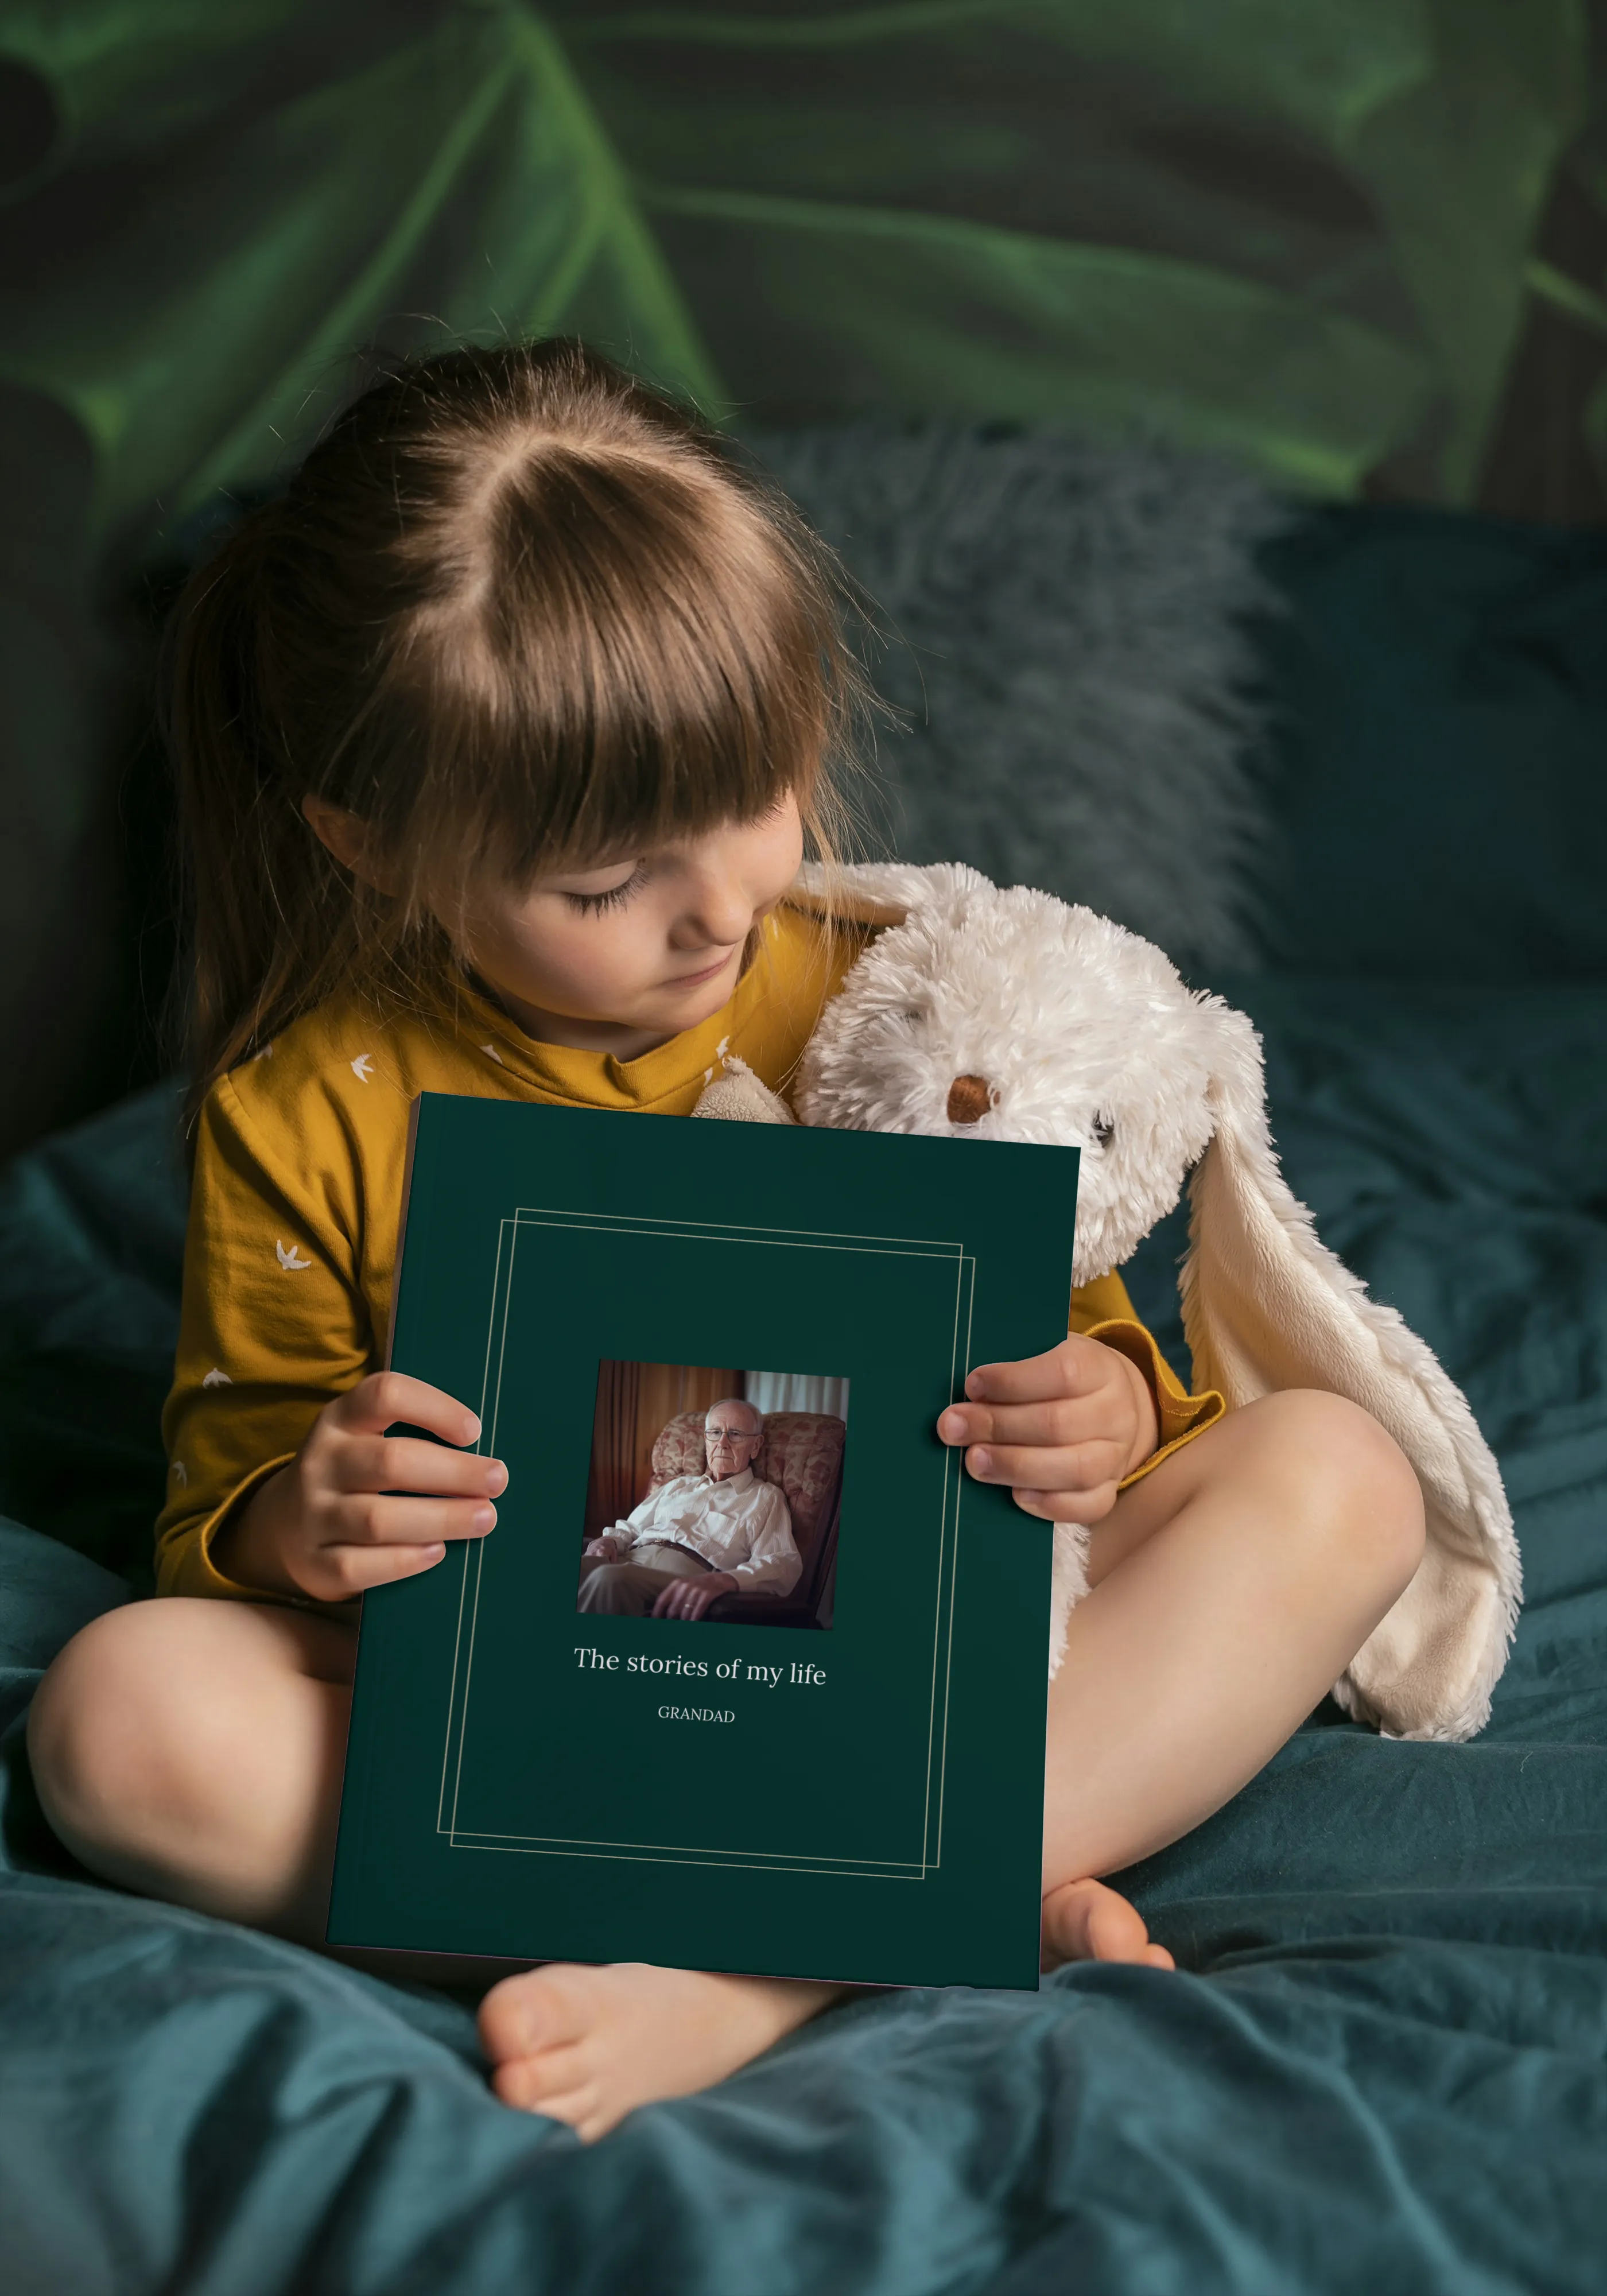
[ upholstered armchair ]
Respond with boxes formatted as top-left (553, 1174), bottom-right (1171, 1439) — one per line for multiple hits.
top-left (647, 1409), bottom-right (845, 1630)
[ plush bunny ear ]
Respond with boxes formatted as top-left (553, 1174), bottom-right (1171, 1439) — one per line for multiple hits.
top-left (1182, 1003), bottom-right (1519, 1743)
top-left (786, 859), bottom-right (984, 931)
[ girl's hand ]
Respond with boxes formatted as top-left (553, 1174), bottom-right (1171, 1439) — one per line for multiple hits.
top-left (936, 1336), bottom-right (1158, 1526)
top-left (215, 1372), bottom-right (506, 1601)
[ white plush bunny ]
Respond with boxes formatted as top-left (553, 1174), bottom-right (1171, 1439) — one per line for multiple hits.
top-left (696, 861), bottom-right (1519, 1744)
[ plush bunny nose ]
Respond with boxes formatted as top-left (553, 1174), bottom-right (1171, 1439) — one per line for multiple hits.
top-left (946, 1074), bottom-right (993, 1124)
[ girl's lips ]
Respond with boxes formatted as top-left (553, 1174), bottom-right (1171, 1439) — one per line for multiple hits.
top-left (664, 950), bottom-right (739, 989)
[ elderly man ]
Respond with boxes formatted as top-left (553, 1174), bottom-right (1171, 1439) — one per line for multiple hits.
top-left (579, 1398), bottom-right (801, 1622)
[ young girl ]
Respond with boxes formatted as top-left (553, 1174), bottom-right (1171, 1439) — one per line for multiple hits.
top-left (28, 340), bottom-right (1425, 2144)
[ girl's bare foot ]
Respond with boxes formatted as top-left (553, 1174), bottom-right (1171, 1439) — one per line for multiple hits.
top-left (1041, 1877), bottom-right (1175, 1972)
top-left (479, 1961), bottom-right (844, 2141)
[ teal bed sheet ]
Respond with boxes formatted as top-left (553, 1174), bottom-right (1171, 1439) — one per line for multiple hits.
top-left (1, 968), bottom-right (1604, 2294)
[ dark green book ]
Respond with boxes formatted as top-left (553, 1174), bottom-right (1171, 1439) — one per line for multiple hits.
top-left (328, 1093), bottom-right (1078, 1989)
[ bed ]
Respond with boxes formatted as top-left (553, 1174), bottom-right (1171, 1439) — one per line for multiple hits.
top-left (1, 499), bottom-right (1604, 2294)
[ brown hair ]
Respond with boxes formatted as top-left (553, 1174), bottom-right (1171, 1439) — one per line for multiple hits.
top-left (166, 338), bottom-right (865, 1125)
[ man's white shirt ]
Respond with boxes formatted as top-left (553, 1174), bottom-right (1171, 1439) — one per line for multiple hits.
top-left (611, 1465), bottom-right (801, 1596)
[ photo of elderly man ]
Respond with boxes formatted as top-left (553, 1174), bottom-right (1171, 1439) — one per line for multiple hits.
top-left (579, 1398), bottom-right (801, 1622)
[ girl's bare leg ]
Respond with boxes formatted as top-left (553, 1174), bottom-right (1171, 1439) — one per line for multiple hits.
top-left (27, 1599), bottom-right (841, 2138)
top-left (28, 1390), bottom-right (1424, 2133)
top-left (1038, 1387), bottom-right (1426, 1968)
top-left (28, 1597), bottom-right (358, 1936)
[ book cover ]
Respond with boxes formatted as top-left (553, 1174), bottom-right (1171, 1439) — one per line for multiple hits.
top-left (328, 1093), bottom-right (1079, 1990)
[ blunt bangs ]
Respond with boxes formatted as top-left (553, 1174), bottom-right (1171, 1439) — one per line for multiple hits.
top-left (378, 441), bottom-right (848, 914)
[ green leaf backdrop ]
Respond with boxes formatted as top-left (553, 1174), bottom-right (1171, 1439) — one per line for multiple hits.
top-left (0, 0), bottom-right (1601, 1146)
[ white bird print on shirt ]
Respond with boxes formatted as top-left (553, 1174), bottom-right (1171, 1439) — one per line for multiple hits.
top-left (276, 1239), bottom-right (312, 1271)
top-left (171, 1459), bottom-right (188, 1487)
top-left (350, 1053), bottom-right (375, 1082)
top-left (201, 1367), bottom-right (233, 1389)
top-left (479, 1042), bottom-right (504, 1065)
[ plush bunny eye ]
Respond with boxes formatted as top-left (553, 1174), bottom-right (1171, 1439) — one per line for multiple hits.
top-left (1092, 1112), bottom-right (1115, 1149)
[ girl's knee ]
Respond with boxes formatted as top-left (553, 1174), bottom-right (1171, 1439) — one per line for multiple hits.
top-left (1251, 1389), bottom-right (1426, 1589)
top-left (28, 1601), bottom-right (220, 1857)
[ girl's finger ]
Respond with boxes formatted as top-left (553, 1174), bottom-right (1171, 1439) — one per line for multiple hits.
top-left (332, 1434), bottom-right (507, 1499)
top-left (962, 1440), bottom-right (1123, 1492)
top-left (332, 1370), bottom-right (483, 1448)
top-left (333, 1493), bottom-right (498, 1548)
top-left (1010, 1484), bottom-right (1121, 1525)
top-left (961, 1337), bottom-right (1111, 1406)
top-left (312, 1541), bottom-right (451, 1599)
top-left (938, 1395), bottom-right (1117, 1451)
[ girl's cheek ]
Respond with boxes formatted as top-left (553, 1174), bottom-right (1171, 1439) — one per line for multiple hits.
top-left (502, 908), bottom-right (664, 1008)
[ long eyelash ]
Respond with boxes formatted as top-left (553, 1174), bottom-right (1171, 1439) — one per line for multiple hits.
top-left (565, 866), bottom-right (647, 916)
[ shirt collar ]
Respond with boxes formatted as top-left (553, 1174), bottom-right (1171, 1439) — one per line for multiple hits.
top-left (437, 926), bottom-right (789, 1112)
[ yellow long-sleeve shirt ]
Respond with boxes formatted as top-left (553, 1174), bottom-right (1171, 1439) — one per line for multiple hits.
top-left (157, 903), bottom-right (1222, 1599)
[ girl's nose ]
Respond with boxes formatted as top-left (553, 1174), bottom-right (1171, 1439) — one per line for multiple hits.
top-left (680, 870), bottom-right (756, 949)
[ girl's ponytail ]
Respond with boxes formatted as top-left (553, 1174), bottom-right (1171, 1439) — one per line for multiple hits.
top-left (165, 509), bottom-right (353, 1133)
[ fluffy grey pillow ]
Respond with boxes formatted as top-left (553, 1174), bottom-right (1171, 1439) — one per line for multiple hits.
top-left (744, 424), bottom-right (1287, 974)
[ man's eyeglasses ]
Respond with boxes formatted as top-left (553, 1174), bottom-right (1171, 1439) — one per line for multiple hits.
top-left (706, 1425), bottom-right (758, 1444)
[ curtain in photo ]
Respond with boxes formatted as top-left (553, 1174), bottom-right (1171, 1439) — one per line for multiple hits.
top-left (744, 1371), bottom-right (850, 1423)
top-left (584, 1359), bottom-right (743, 1533)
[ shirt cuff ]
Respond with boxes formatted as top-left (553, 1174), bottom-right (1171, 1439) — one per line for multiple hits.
top-left (155, 1454), bottom-right (299, 1600)
top-left (1081, 1318), bottom-right (1225, 1490)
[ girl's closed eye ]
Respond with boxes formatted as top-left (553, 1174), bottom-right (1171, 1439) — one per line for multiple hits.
top-left (559, 861), bottom-right (650, 915)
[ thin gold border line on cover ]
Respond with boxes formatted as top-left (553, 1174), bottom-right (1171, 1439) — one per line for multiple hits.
top-left (933, 1252), bottom-right (977, 1871)
top-left (510, 1209), bottom-right (964, 1265)
top-left (436, 1213), bottom-right (511, 1839)
top-left (445, 1824), bottom-right (926, 1870)
top-left (444, 1215), bottom-right (522, 1850)
top-left (512, 1205), bottom-right (965, 1253)
top-left (440, 1211), bottom-right (971, 1879)
top-left (444, 1839), bottom-right (930, 1880)
top-left (445, 1218), bottom-right (964, 1875)
top-left (449, 1220), bottom-right (968, 1875)
top-left (441, 1221), bottom-right (965, 1877)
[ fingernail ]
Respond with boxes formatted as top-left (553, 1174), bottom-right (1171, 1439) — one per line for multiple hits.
top-left (965, 1372), bottom-right (984, 1400)
top-left (938, 1409), bottom-right (965, 1444)
top-left (486, 1461), bottom-right (509, 1495)
top-left (969, 1447), bottom-right (992, 1476)
top-left (462, 1414), bottom-right (482, 1444)
top-left (420, 1543), bottom-right (446, 1565)
top-left (472, 1504), bottom-right (497, 1531)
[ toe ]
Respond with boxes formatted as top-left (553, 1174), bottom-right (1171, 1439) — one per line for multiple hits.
top-left (479, 1964), bottom-right (592, 2067)
top-left (496, 2066), bottom-right (601, 2134)
top-left (1083, 1889), bottom-right (1152, 1965)
top-left (1042, 1877), bottom-right (1162, 1967)
top-left (490, 2038), bottom-right (591, 2113)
